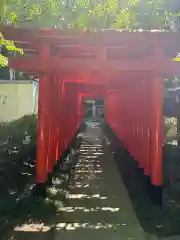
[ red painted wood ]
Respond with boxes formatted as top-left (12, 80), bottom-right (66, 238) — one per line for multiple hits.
top-left (36, 44), bottom-right (51, 184)
top-left (0, 25), bottom-right (170, 187)
top-left (149, 75), bottom-right (163, 186)
top-left (36, 76), bottom-right (49, 183)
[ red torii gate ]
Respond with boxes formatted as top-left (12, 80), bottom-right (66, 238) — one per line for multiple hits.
top-left (1, 25), bottom-right (180, 205)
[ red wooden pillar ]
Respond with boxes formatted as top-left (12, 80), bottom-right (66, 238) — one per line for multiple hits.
top-left (55, 75), bottom-right (62, 161)
top-left (35, 43), bottom-right (50, 195)
top-left (61, 83), bottom-right (71, 151)
top-left (68, 86), bottom-right (79, 142)
top-left (149, 74), bottom-right (163, 205)
top-left (142, 77), bottom-right (151, 177)
top-left (54, 77), bottom-right (65, 160)
top-left (61, 81), bottom-right (68, 152)
top-left (59, 79), bottom-right (66, 156)
top-left (36, 76), bottom-right (49, 184)
top-left (64, 87), bottom-right (71, 146)
top-left (52, 75), bottom-right (59, 162)
top-left (136, 78), bottom-right (142, 168)
top-left (77, 93), bottom-right (82, 128)
top-left (131, 79), bottom-right (136, 159)
top-left (46, 75), bottom-right (57, 185)
top-left (50, 75), bottom-right (62, 164)
top-left (70, 88), bottom-right (79, 139)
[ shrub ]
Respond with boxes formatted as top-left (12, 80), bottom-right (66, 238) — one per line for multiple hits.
top-left (0, 114), bottom-right (37, 151)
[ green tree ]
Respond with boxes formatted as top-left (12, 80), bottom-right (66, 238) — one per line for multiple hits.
top-left (0, 0), bottom-right (24, 67)
top-left (0, 0), bottom-right (173, 30)
top-left (0, 0), bottom-right (178, 67)
top-left (131, 0), bottom-right (172, 29)
top-left (0, 32), bottom-right (23, 67)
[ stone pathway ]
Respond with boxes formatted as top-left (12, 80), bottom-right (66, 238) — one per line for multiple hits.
top-left (8, 122), bottom-right (146, 240)
top-left (53, 123), bottom-right (145, 240)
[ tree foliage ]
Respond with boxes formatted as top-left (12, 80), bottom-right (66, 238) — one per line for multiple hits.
top-left (0, 32), bottom-right (23, 67)
top-left (0, 0), bottom-right (175, 29)
top-left (0, 0), bottom-right (179, 67)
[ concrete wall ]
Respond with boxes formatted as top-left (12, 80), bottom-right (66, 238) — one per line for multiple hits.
top-left (0, 80), bottom-right (37, 122)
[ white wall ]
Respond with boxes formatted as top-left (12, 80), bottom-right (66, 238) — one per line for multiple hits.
top-left (0, 80), bottom-right (37, 122)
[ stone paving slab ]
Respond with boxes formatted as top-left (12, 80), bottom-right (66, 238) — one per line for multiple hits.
top-left (8, 123), bottom-right (146, 240)
top-left (53, 125), bottom-right (146, 240)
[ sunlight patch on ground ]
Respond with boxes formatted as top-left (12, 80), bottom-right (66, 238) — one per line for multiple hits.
top-left (89, 147), bottom-right (102, 149)
top-left (77, 159), bottom-right (100, 163)
top-left (79, 156), bottom-right (99, 160)
top-left (58, 206), bottom-right (120, 212)
top-left (75, 164), bottom-right (101, 168)
top-left (80, 148), bottom-right (103, 151)
top-left (56, 222), bottom-right (127, 231)
top-left (14, 224), bottom-right (51, 232)
top-left (67, 193), bottom-right (108, 200)
top-left (74, 183), bottom-right (105, 189)
top-left (21, 172), bottom-right (32, 176)
top-left (81, 147), bottom-right (102, 150)
top-left (93, 152), bottom-right (103, 155)
top-left (75, 170), bottom-right (102, 173)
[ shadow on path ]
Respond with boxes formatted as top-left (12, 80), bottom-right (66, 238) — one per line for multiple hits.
top-left (5, 122), bottom-right (145, 240)
top-left (104, 125), bottom-right (180, 239)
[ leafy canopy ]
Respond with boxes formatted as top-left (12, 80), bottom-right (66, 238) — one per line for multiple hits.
top-left (1, 0), bottom-right (175, 29)
top-left (0, 0), bottom-right (179, 67)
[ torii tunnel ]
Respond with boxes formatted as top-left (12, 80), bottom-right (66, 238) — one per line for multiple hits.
top-left (1, 26), bottom-right (180, 204)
